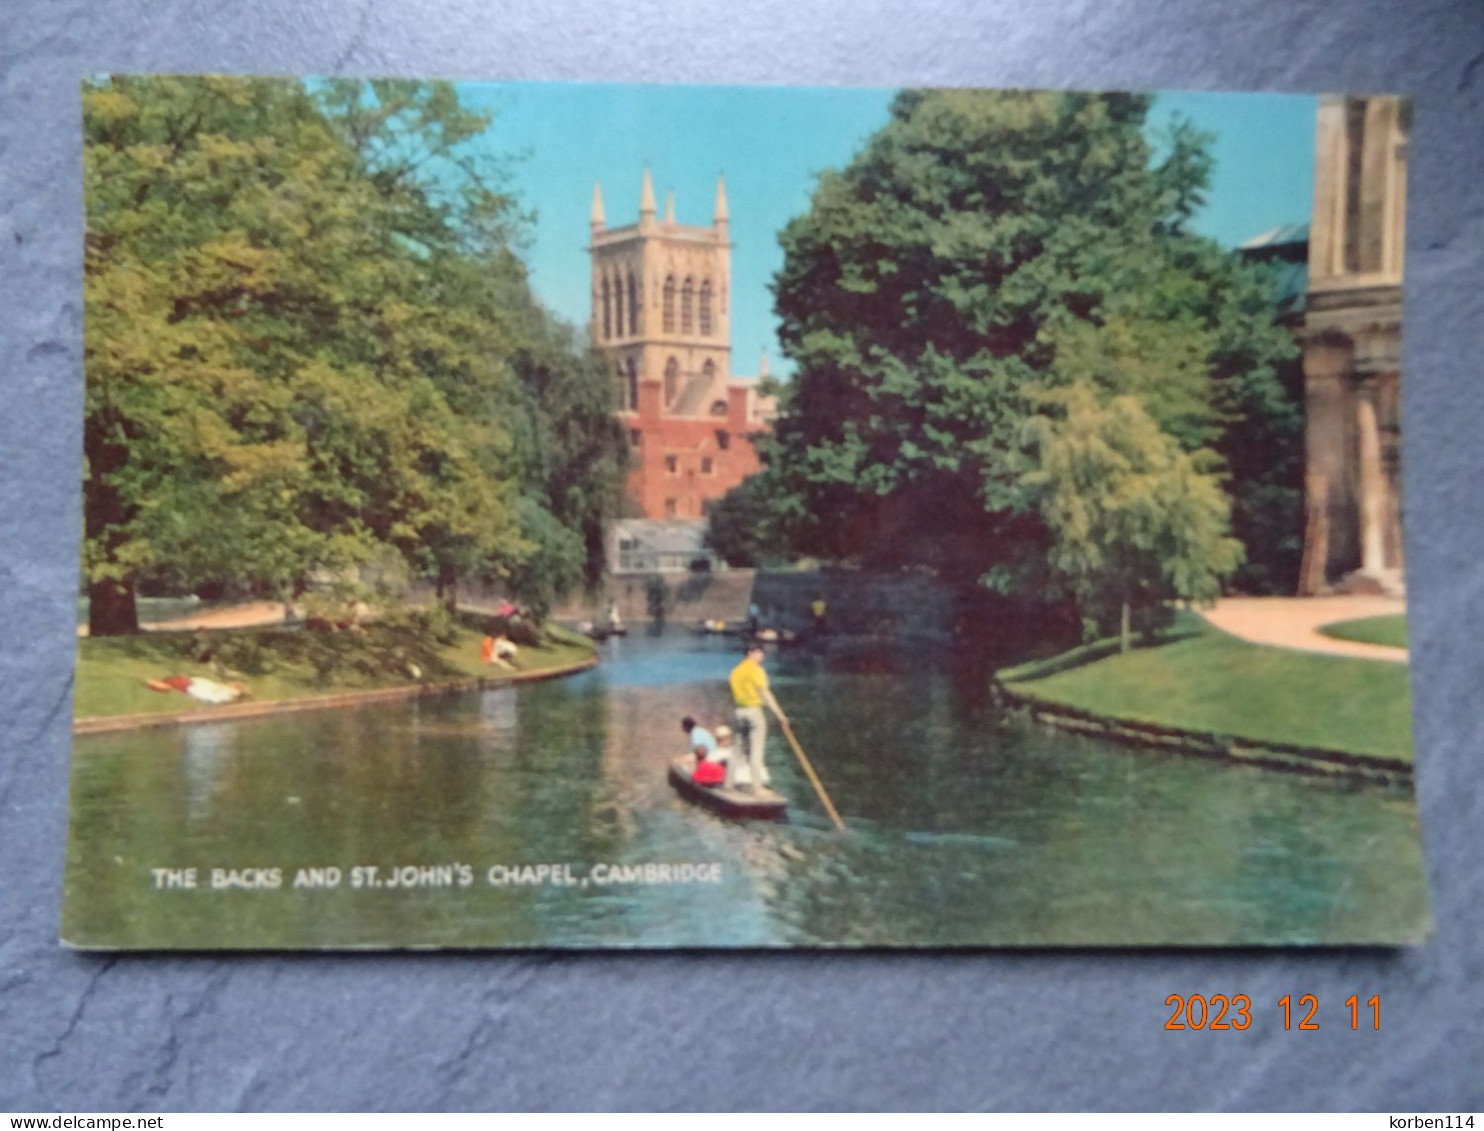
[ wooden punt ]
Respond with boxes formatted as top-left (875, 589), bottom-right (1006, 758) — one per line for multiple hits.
top-left (667, 757), bottom-right (788, 820)
top-left (582, 625), bottom-right (628, 640)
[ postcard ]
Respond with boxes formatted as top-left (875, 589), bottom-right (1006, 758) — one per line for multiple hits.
top-left (64, 77), bottom-right (1426, 948)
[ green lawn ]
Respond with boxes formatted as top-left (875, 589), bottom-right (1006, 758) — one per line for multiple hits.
top-left (74, 619), bottom-right (594, 721)
top-left (1318, 614), bottom-right (1408, 650)
top-left (999, 612), bottom-right (1414, 762)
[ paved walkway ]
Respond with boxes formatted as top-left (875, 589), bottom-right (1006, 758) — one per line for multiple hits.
top-left (1199, 594), bottom-right (1408, 664)
top-left (77, 600), bottom-right (294, 637)
top-left (150, 600), bottom-right (294, 630)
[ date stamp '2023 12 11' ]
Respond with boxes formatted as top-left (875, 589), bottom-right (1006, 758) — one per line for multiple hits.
top-left (1164, 994), bottom-right (1383, 1031)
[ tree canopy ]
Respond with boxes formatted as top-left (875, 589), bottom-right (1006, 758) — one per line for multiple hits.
top-left (724, 88), bottom-right (1301, 636)
top-left (83, 76), bottom-right (624, 634)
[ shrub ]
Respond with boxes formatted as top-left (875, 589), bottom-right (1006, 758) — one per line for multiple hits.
top-left (214, 633), bottom-right (276, 675)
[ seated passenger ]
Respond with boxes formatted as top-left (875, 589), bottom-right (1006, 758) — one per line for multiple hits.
top-left (713, 724), bottom-right (734, 757)
top-left (682, 715), bottom-right (725, 786)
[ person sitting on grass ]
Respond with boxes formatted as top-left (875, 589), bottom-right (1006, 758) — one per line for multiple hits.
top-left (145, 675), bottom-right (249, 704)
top-left (480, 633), bottom-right (520, 669)
top-left (683, 715), bottom-right (725, 786)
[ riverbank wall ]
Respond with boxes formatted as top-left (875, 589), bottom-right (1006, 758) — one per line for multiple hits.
top-left (562, 570), bottom-right (760, 625)
top-left (73, 656), bottom-right (597, 736)
top-left (750, 571), bottom-right (955, 641)
top-left (991, 681), bottom-right (1414, 788)
top-left (553, 568), bottom-right (958, 641)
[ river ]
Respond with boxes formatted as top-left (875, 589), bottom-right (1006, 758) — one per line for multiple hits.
top-left (63, 629), bottom-right (1430, 948)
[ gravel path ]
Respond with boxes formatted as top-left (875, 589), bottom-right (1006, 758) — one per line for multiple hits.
top-left (1199, 594), bottom-right (1408, 664)
top-left (76, 600), bottom-right (295, 637)
top-left (148, 600), bottom-right (294, 630)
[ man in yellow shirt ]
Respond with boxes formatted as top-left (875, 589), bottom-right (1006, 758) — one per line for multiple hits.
top-left (728, 643), bottom-right (787, 792)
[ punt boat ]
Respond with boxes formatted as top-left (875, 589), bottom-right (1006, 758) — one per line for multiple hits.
top-left (667, 756), bottom-right (788, 820)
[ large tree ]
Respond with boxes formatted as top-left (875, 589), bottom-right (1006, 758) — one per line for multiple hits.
top-left (82, 76), bottom-right (624, 634)
top-left (743, 88), bottom-right (1299, 631)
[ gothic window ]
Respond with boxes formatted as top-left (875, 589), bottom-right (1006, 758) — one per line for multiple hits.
top-left (627, 271), bottom-right (640, 335)
top-left (612, 272), bottom-right (625, 337)
top-left (614, 364), bottom-right (625, 408)
top-left (664, 357), bottom-right (679, 407)
top-left (601, 277), bottom-right (611, 339)
top-left (681, 278), bottom-right (695, 334)
top-left (701, 457), bottom-right (714, 475)
top-left (665, 455), bottom-right (679, 475)
top-left (625, 358), bottom-right (639, 411)
top-left (702, 359), bottom-right (716, 384)
top-left (716, 430), bottom-right (731, 450)
top-left (628, 429), bottom-right (641, 447)
top-left (699, 280), bottom-right (713, 336)
top-left (662, 276), bottom-right (676, 333)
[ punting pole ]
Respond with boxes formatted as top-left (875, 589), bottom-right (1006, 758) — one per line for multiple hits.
top-left (776, 715), bottom-right (846, 832)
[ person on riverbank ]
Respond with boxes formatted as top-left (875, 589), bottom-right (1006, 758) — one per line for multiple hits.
top-left (682, 715), bottom-right (725, 786)
top-left (481, 634), bottom-right (519, 669)
top-left (606, 601), bottom-right (624, 634)
top-left (145, 675), bottom-right (249, 703)
top-left (811, 595), bottom-right (829, 636)
top-left (728, 643), bottom-right (786, 793)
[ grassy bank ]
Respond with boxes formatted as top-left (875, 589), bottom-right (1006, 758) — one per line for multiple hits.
top-left (74, 613), bottom-right (594, 721)
top-left (1319, 614), bottom-right (1408, 650)
top-left (998, 612), bottom-right (1414, 763)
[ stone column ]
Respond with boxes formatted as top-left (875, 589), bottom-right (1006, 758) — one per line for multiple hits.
top-left (1355, 379), bottom-right (1387, 575)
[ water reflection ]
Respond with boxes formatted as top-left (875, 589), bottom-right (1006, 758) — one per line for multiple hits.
top-left (64, 629), bottom-right (1430, 948)
top-left (181, 724), bottom-right (233, 823)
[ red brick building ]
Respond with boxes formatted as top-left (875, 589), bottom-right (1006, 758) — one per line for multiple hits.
top-left (590, 170), bottom-right (774, 521)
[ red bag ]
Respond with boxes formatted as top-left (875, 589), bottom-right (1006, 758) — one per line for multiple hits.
top-left (693, 759), bottom-right (725, 786)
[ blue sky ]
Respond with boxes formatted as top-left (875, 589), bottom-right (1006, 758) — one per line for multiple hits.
top-left (457, 83), bottom-right (1316, 379)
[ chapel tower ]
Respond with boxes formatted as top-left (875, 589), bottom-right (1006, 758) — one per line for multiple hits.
top-left (589, 170), bottom-right (771, 522)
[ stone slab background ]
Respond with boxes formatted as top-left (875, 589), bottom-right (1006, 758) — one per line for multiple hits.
top-left (1, 0), bottom-right (1481, 1111)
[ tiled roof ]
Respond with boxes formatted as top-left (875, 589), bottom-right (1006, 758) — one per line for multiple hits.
top-left (1239, 222), bottom-right (1310, 251)
top-left (672, 365), bottom-right (731, 416)
top-left (1237, 223), bottom-right (1309, 317)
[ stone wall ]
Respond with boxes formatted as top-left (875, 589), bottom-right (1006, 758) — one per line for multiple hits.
top-left (552, 569), bottom-right (758, 625)
top-left (552, 568), bottom-right (957, 640)
top-left (750, 570), bottom-right (955, 641)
